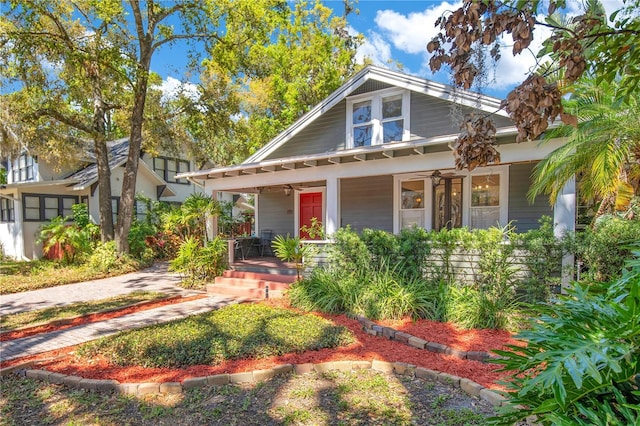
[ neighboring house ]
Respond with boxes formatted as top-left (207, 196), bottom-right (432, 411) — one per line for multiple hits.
top-left (0, 138), bottom-right (198, 259)
top-left (178, 66), bottom-right (576, 242)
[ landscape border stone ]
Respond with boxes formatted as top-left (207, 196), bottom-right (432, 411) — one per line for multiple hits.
top-left (355, 316), bottom-right (498, 362)
top-left (10, 360), bottom-right (507, 410)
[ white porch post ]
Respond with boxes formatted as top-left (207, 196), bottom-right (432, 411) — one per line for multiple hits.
top-left (325, 177), bottom-right (339, 236)
top-left (554, 177), bottom-right (576, 292)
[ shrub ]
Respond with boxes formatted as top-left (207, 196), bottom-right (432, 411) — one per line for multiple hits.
top-left (78, 303), bottom-right (354, 368)
top-left (87, 241), bottom-right (123, 272)
top-left (169, 236), bottom-right (227, 286)
top-left (491, 250), bottom-right (640, 425)
top-left (397, 227), bottom-right (432, 280)
top-left (574, 216), bottom-right (640, 282)
top-left (287, 266), bottom-right (361, 315)
top-left (516, 216), bottom-right (563, 301)
top-left (328, 226), bottom-right (370, 274)
top-left (39, 216), bottom-right (92, 264)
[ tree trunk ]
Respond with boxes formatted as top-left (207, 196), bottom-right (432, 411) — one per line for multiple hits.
top-left (94, 135), bottom-right (114, 241)
top-left (89, 64), bottom-right (114, 241)
top-left (115, 46), bottom-right (152, 254)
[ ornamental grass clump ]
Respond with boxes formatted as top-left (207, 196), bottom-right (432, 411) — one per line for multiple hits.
top-left (77, 304), bottom-right (353, 368)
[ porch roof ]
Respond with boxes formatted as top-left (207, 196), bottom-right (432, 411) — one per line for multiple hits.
top-left (177, 126), bottom-right (519, 183)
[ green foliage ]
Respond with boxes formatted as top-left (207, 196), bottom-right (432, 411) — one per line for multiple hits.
top-left (490, 250), bottom-right (640, 425)
top-left (0, 167), bottom-right (6, 184)
top-left (78, 303), bottom-right (354, 368)
top-left (516, 216), bottom-right (562, 301)
top-left (573, 216), bottom-right (640, 282)
top-left (38, 216), bottom-right (92, 264)
top-left (529, 77), bottom-right (640, 215)
top-left (289, 261), bottom-right (449, 322)
top-left (163, 193), bottom-right (219, 243)
top-left (272, 234), bottom-right (317, 280)
top-left (88, 241), bottom-right (129, 273)
top-left (299, 216), bottom-right (325, 239)
top-left (169, 236), bottom-right (228, 287)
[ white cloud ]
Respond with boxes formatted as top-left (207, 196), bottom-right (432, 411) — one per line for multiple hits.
top-left (158, 76), bottom-right (199, 102)
top-left (374, 2), bottom-right (463, 54)
top-left (351, 26), bottom-right (393, 66)
top-left (490, 20), bottom-right (554, 88)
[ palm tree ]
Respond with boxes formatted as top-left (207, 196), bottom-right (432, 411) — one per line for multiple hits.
top-left (528, 76), bottom-right (640, 220)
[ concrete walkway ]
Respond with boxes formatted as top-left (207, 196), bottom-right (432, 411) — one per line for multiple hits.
top-left (1, 262), bottom-right (202, 316)
top-left (1, 295), bottom-right (240, 361)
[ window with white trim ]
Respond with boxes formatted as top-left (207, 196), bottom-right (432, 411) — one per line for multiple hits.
top-left (394, 168), bottom-right (508, 233)
top-left (470, 174), bottom-right (501, 229)
top-left (11, 154), bottom-right (35, 183)
top-left (347, 90), bottom-right (409, 148)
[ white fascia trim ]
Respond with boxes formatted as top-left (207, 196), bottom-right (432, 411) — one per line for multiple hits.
top-left (244, 68), bottom-right (370, 163)
top-left (245, 65), bottom-right (506, 164)
top-left (2, 179), bottom-right (79, 189)
top-left (178, 126), bottom-right (521, 181)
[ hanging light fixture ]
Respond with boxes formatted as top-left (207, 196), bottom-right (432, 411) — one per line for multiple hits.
top-left (431, 170), bottom-right (442, 186)
top-left (283, 185), bottom-right (293, 196)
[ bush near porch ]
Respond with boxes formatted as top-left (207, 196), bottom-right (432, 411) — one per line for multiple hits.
top-left (288, 215), bottom-right (640, 330)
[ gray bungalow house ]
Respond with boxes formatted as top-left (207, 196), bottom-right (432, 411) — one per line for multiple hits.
top-left (0, 138), bottom-right (198, 259)
top-left (179, 66), bottom-right (575, 242)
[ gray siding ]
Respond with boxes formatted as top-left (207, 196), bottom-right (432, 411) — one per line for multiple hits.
top-left (410, 92), bottom-right (513, 139)
top-left (258, 191), bottom-right (295, 237)
top-left (265, 100), bottom-right (347, 160)
top-left (340, 175), bottom-right (393, 232)
top-left (351, 80), bottom-right (393, 96)
top-left (509, 162), bottom-right (553, 232)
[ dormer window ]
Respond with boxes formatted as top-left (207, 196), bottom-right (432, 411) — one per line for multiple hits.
top-left (347, 89), bottom-right (409, 148)
top-left (11, 153), bottom-right (35, 183)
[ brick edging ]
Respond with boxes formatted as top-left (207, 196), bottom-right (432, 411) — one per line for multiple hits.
top-left (2, 360), bottom-right (507, 407)
top-left (355, 315), bottom-right (502, 363)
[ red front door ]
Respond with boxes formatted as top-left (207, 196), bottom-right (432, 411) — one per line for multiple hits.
top-left (299, 192), bottom-right (322, 240)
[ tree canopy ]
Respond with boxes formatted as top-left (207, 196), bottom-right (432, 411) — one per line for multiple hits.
top-left (1, 0), bottom-right (359, 253)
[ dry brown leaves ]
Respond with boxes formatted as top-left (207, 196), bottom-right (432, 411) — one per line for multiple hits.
top-left (453, 114), bottom-right (500, 171)
top-left (427, 0), bottom-right (585, 169)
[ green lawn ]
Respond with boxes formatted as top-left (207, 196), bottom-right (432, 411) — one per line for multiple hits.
top-left (78, 303), bottom-right (355, 368)
top-left (0, 291), bottom-right (168, 332)
top-left (0, 260), bottom-right (143, 295)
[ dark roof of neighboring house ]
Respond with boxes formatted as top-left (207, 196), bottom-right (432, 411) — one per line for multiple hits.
top-left (66, 138), bottom-right (129, 188)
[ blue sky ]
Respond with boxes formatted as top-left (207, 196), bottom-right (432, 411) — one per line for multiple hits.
top-left (155, 0), bottom-right (625, 100)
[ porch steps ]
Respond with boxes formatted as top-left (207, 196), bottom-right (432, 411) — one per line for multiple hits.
top-left (207, 269), bottom-right (298, 300)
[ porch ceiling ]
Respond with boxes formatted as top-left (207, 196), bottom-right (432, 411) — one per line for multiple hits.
top-left (178, 127), bottom-right (519, 185)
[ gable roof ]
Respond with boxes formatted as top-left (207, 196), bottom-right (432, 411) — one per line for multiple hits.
top-left (245, 65), bottom-right (508, 163)
top-left (66, 138), bottom-right (130, 189)
top-left (65, 138), bottom-right (175, 196)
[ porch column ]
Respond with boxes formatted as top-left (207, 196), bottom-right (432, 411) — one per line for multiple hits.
top-left (554, 177), bottom-right (576, 292)
top-left (208, 190), bottom-right (219, 240)
top-left (325, 177), bottom-right (339, 237)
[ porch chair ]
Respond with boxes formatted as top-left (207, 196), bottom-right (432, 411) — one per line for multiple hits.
top-left (255, 229), bottom-right (274, 256)
top-left (234, 239), bottom-right (246, 261)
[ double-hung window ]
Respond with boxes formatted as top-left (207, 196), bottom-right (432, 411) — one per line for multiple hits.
top-left (347, 90), bottom-right (409, 148)
top-left (1, 198), bottom-right (15, 222)
top-left (12, 154), bottom-right (35, 183)
top-left (153, 157), bottom-right (190, 184)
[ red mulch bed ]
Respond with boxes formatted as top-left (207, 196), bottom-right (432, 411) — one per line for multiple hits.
top-left (377, 318), bottom-right (523, 353)
top-left (0, 295), bottom-right (207, 341)
top-left (1, 299), bottom-right (518, 390)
